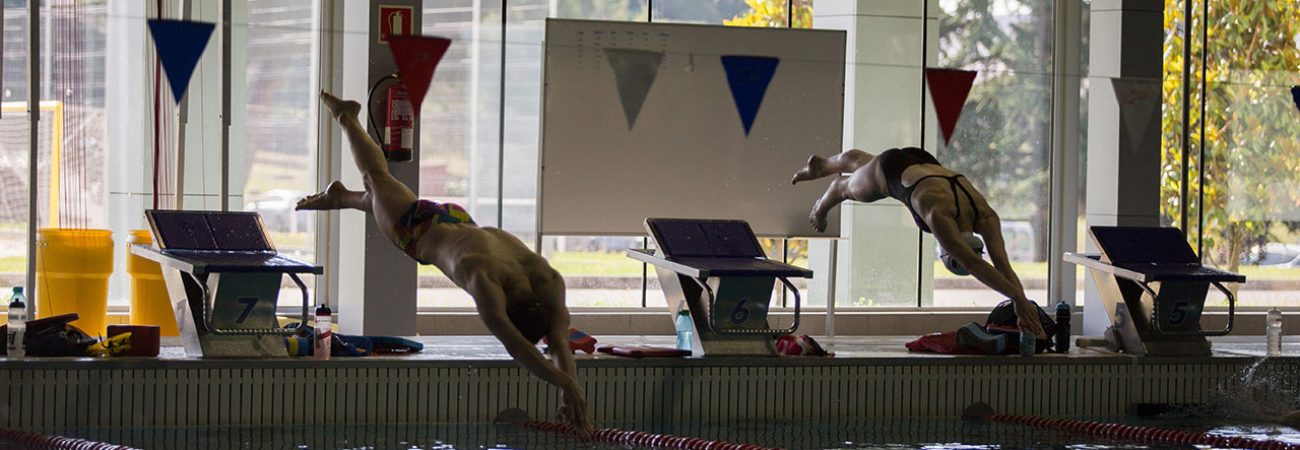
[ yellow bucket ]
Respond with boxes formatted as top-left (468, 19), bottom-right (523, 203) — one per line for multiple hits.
top-left (127, 230), bottom-right (178, 337)
top-left (36, 228), bottom-right (113, 336)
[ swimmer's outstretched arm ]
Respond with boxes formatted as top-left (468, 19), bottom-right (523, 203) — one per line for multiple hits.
top-left (544, 304), bottom-right (590, 435)
top-left (929, 212), bottom-right (1047, 340)
top-left (469, 276), bottom-right (592, 434)
top-left (974, 213), bottom-right (1024, 293)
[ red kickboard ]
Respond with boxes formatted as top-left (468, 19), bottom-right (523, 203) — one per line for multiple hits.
top-left (597, 345), bottom-right (691, 358)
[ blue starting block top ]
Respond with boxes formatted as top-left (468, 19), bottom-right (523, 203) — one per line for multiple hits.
top-left (630, 218), bottom-right (813, 279)
top-left (133, 210), bottom-right (321, 275)
top-left (1075, 226), bottom-right (1244, 283)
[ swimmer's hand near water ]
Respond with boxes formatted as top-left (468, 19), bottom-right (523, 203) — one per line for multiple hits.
top-left (558, 384), bottom-right (593, 439)
top-left (1014, 298), bottom-right (1048, 341)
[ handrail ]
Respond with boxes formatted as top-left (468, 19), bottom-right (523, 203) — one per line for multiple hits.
top-left (187, 272), bottom-right (309, 336)
top-left (1150, 280), bottom-right (1235, 337)
top-left (690, 276), bottom-right (800, 336)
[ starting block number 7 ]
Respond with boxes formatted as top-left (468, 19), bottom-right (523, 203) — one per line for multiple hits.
top-left (236, 297), bottom-right (260, 324)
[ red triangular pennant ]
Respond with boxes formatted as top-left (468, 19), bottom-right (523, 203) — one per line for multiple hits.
top-left (925, 68), bottom-right (977, 145)
top-left (387, 35), bottom-right (452, 118)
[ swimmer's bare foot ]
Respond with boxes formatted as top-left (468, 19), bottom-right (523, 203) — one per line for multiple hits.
top-left (296, 180), bottom-right (351, 210)
top-left (320, 91), bottom-right (361, 120)
top-left (809, 204), bottom-right (828, 233)
top-left (791, 154), bottom-right (826, 185)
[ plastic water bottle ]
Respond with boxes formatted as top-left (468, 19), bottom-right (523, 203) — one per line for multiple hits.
top-left (1266, 308), bottom-right (1283, 357)
top-left (1055, 300), bottom-right (1071, 353)
top-left (314, 305), bottom-right (332, 361)
top-left (1019, 329), bottom-right (1035, 357)
top-left (675, 308), bottom-right (693, 352)
top-left (7, 287), bottom-right (27, 359)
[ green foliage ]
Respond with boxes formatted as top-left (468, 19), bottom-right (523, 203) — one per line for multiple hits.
top-left (1161, 0), bottom-right (1300, 270)
top-left (723, 0), bottom-right (812, 28)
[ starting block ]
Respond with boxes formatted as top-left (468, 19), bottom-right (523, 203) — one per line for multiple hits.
top-left (627, 218), bottom-right (813, 356)
top-left (1064, 226), bottom-right (1244, 356)
top-left (131, 210), bottom-right (321, 357)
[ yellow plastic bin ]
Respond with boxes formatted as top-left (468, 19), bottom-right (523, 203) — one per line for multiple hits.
top-left (127, 230), bottom-right (179, 337)
top-left (36, 228), bottom-right (113, 336)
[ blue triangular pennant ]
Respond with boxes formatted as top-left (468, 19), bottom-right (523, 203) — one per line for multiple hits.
top-left (147, 19), bottom-right (216, 104)
top-left (1292, 85), bottom-right (1300, 113)
top-left (720, 55), bottom-right (780, 135)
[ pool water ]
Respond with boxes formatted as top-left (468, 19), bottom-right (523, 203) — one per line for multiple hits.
top-left (7, 360), bottom-right (1300, 449)
top-left (12, 418), bottom-right (1300, 450)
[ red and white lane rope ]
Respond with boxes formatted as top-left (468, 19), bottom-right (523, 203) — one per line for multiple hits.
top-left (0, 428), bottom-right (139, 450)
top-left (520, 419), bottom-right (784, 450)
top-left (986, 412), bottom-right (1300, 450)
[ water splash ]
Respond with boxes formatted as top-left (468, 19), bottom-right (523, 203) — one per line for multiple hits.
top-left (1242, 356), bottom-right (1269, 386)
top-left (1201, 357), bottom-right (1300, 423)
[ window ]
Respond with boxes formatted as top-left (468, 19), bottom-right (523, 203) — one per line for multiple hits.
top-left (1162, 0), bottom-right (1300, 308)
top-left (0, 2), bottom-right (36, 297)
top-left (929, 0), bottom-right (1054, 307)
top-left (417, 0), bottom-right (803, 310)
top-left (0, 0), bottom-right (325, 314)
top-left (240, 0), bottom-right (321, 305)
top-left (1, 1), bottom-right (112, 306)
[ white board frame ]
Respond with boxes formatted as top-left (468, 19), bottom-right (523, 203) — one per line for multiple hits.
top-left (539, 18), bottom-right (846, 238)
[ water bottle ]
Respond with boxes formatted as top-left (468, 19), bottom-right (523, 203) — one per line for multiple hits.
top-left (7, 287), bottom-right (27, 359)
top-left (1019, 329), bottom-right (1035, 357)
top-left (675, 308), bottom-right (693, 352)
top-left (1266, 308), bottom-right (1282, 357)
top-left (1055, 300), bottom-right (1071, 353)
top-left (314, 305), bottom-right (332, 361)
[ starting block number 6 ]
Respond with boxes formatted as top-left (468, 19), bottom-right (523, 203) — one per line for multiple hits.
top-left (730, 298), bottom-right (751, 324)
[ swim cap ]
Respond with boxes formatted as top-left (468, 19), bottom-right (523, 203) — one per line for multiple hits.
top-left (940, 232), bottom-right (985, 276)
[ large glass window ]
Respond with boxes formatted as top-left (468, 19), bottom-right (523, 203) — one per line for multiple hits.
top-left (929, 0), bottom-right (1054, 307)
top-left (0, 2), bottom-right (36, 297)
top-left (415, 0), bottom-right (801, 310)
top-left (1162, 0), bottom-right (1300, 308)
top-left (0, 0), bottom-right (324, 310)
top-left (15, 0), bottom-right (1232, 323)
top-left (241, 0), bottom-right (320, 305)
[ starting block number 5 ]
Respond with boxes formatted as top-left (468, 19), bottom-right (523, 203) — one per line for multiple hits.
top-left (1167, 301), bottom-right (1190, 327)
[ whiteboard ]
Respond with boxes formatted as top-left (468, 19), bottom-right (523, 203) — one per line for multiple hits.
top-left (540, 19), bottom-right (846, 237)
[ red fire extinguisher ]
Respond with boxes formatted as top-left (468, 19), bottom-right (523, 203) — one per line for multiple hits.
top-left (384, 81), bottom-right (414, 162)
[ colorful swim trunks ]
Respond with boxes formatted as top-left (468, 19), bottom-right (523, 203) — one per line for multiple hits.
top-left (394, 199), bottom-right (475, 264)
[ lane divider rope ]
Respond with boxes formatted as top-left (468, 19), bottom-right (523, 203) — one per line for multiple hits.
top-left (0, 428), bottom-right (140, 450)
top-left (984, 411), bottom-right (1300, 450)
top-left (519, 419), bottom-right (785, 450)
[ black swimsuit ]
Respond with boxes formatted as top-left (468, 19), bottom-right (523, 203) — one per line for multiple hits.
top-left (877, 147), bottom-right (980, 233)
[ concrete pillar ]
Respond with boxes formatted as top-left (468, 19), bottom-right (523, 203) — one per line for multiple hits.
top-left (336, 0), bottom-right (422, 335)
top-left (812, 1), bottom-right (938, 308)
top-left (1082, 0), bottom-right (1164, 334)
top-left (105, 0), bottom-right (151, 308)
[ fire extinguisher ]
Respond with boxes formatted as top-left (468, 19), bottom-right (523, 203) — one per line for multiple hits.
top-left (383, 80), bottom-right (414, 162)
